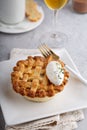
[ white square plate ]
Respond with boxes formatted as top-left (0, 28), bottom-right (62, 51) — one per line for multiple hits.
top-left (0, 49), bottom-right (87, 126)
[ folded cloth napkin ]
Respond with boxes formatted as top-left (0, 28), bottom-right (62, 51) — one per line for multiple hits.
top-left (6, 110), bottom-right (84, 130)
top-left (6, 115), bottom-right (59, 130)
top-left (6, 48), bottom-right (84, 130)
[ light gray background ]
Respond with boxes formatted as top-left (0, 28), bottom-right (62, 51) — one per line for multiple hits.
top-left (0, 0), bottom-right (87, 129)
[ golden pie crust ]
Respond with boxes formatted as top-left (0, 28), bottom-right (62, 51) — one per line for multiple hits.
top-left (11, 55), bottom-right (69, 102)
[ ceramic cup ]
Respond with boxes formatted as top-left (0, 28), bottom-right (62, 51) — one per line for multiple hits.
top-left (0, 0), bottom-right (25, 24)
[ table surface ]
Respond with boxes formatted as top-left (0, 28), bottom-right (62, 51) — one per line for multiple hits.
top-left (0, 0), bottom-right (87, 129)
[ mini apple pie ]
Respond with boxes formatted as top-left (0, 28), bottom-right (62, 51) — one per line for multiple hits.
top-left (11, 55), bottom-right (69, 102)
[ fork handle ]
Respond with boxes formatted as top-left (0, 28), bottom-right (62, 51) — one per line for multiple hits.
top-left (65, 65), bottom-right (87, 85)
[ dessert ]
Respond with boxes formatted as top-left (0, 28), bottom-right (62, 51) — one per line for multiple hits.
top-left (46, 61), bottom-right (65, 85)
top-left (11, 55), bottom-right (69, 102)
top-left (26, 0), bottom-right (42, 22)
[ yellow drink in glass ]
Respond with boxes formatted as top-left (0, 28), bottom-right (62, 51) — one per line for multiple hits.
top-left (44, 0), bottom-right (68, 10)
top-left (40, 0), bottom-right (68, 48)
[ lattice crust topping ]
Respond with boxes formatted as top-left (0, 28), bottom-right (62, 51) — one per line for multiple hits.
top-left (11, 56), bottom-right (69, 98)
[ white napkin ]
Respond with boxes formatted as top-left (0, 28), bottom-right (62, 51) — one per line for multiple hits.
top-left (6, 115), bottom-right (59, 130)
top-left (6, 48), bottom-right (84, 130)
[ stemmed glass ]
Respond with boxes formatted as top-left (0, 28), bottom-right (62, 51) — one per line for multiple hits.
top-left (40, 0), bottom-right (68, 48)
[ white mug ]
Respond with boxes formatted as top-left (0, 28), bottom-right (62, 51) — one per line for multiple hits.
top-left (0, 0), bottom-right (25, 24)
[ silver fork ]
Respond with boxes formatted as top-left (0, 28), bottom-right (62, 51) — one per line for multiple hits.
top-left (38, 44), bottom-right (87, 85)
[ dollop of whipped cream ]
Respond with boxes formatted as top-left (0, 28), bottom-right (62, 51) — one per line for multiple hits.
top-left (46, 61), bottom-right (64, 85)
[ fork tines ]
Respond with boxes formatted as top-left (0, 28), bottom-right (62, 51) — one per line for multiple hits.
top-left (38, 43), bottom-right (60, 60)
top-left (38, 43), bottom-right (53, 58)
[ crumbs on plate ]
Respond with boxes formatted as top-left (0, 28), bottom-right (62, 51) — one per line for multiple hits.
top-left (26, 0), bottom-right (42, 22)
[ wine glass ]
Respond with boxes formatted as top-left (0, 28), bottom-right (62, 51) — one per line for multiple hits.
top-left (40, 0), bottom-right (68, 48)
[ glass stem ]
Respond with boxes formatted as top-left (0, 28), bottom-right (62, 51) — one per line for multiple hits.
top-left (52, 9), bottom-right (58, 37)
